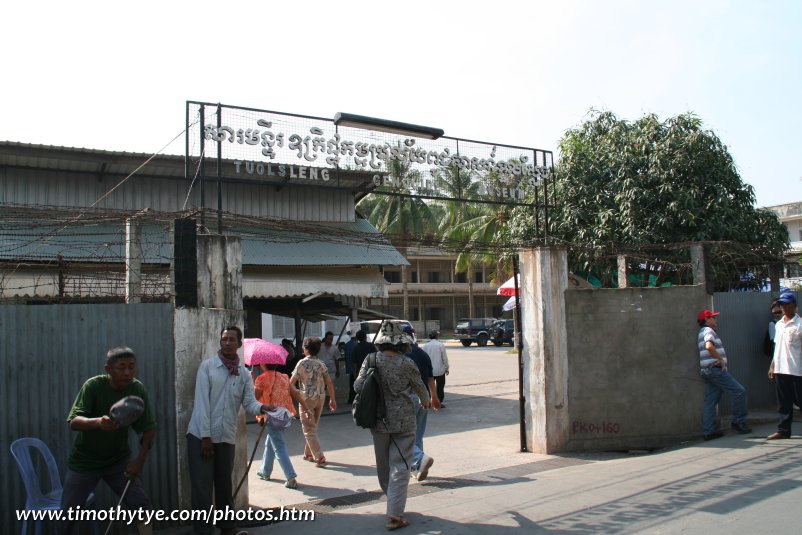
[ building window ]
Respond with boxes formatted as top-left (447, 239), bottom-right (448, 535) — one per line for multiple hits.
top-left (412, 271), bottom-right (418, 283)
top-left (427, 307), bottom-right (445, 321)
top-left (385, 271), bottom-right (401, 283)
top-left (455, 273), bottom-right (467, 283)
top-left (272, 316), bottom-right (325, 339)
top-left (474, 272), bottom-right (484, 283)
top-left (428, 272), bottom-right (442, 283)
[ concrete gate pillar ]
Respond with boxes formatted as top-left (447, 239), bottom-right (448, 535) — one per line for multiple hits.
top-left (175, 234), bottom-right (247, 509)
top-left (520, 246), bottom-right (570, 453)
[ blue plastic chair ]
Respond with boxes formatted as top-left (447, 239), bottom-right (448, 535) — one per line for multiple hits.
top-left (10, 437), bottom-right (97, 535)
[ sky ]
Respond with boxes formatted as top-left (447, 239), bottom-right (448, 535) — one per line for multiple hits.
top-left (2, 0), bottom-right (800, 208)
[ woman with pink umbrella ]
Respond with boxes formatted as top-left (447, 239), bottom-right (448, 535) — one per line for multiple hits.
top-left (244, 338), bottom-right (310, 489)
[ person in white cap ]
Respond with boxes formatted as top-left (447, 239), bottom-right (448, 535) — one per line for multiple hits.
top-left (697, 309), bottom-right (751, 440)
top-left (767, 292), bottom-right (802, 440)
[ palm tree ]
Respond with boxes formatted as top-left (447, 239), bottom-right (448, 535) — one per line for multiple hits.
top-left (430, 163), bottom-right (480, 230)
top-left (443, 202), bottom-right (516, 315)
top-left (357, 157), bottom-right (436, 319)
top-left (436, 163), bottom-right (520, 315)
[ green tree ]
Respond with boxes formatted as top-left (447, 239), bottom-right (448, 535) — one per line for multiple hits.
top-left (432, 163), bottom-right (524, 314)
top-left (430, 163), bottom-right (480, 230)
top-left (442, 202), bottom-right (516, 315)
top-left (514, 111), bottom-right (788, 288)
top-left (357, 158), bottom-right (436, 318)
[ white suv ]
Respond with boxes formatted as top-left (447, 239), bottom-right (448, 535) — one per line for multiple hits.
top-left (342, 319), bottom-right (416, 345)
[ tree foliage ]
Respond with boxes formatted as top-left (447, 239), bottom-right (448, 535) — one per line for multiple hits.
top-left (357, 158), bottom-right (436, 240)
top-left (435, 163), bottom-right (517, 283)
top-left (536, 111), bottom-right (789, 288)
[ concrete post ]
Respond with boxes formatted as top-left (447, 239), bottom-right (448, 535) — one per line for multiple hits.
top-left (690, 243), bottom-right (714, 294)
top-left (197, 235), bottom-right (242, 310)
top-left (174, 234), bottom-right (247, 509)
top-left (769, 263), bottom-right (781, 292)
top-left (125, 218), bottom-right (142, 303)
top-left (520, 246), bottom-right (570, 453)
top-left (617, 255), bottom-right (628, 289)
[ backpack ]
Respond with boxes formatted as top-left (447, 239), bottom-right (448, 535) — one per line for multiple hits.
top-left (352, 353), bottom-right (386, 428)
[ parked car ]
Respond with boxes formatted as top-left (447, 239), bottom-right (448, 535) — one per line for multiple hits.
top-left (453, 317), bottom-right (497, 347)
top-left (490, 319), bottom-right (515, 346)
top-left (339, 319), bottom-right (418, 351)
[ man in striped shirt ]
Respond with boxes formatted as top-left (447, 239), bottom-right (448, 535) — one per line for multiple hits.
top-left (698, 309), bottom-right (751, 440)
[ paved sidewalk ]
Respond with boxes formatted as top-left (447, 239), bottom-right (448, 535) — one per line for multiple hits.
top-left (163, 417), bottom-right (802, 534)
top-left (235, 419), bottom-right (801, 535)
top-left (159, 345), bottom-right (801, 534)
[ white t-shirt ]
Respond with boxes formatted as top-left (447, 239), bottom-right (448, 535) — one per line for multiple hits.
top-left (318, 343), bottom-right (340, 375)
top-left (422, 339), bottom-right (449, 376)
top-left (774, 314), bottom-right (802, 376)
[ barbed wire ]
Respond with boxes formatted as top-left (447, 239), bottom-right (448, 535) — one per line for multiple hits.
top-left (0, 204), bottom-right (794, 300)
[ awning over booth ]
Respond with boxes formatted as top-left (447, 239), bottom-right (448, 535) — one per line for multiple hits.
top-left (240, 218), bottom-right (407, 267)
top-left (244, 267), bottom-right (389, 299)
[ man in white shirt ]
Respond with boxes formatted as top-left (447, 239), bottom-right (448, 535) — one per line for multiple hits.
top-left (423, 331), bottom-right (450, 407)
top-left (318, 331), bottom-right (341, 379)
top-left (768, 292), bottom-right (802, 440)
top-left (186, 326), bottom-right (272, 535)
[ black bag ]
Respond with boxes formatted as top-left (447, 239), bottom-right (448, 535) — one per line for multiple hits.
top-left (352, 353), bottom-right (386, 428)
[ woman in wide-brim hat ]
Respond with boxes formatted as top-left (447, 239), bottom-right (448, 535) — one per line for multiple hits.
top-left (354, 322), bottom-right (430, 531)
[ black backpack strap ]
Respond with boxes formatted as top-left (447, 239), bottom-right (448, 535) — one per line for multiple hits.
top-left (369, 352), bottom-right (386, 420)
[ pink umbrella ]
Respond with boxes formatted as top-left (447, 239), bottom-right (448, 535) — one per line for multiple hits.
top-left (497, 275), bottom-right (520, 297)
top-left (243, 338), bottom-right (288, 366)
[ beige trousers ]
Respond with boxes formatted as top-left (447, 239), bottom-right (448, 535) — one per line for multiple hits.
top-left (301, 396), bottom-right (326, 459)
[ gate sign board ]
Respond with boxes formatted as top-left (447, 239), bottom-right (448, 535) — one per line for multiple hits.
top-left (186, 101), bottom-right (553, 207)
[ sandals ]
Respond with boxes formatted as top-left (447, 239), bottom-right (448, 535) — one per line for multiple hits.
top-left (303, 454), bottom-right (315, 462)
top-left (256, 471), bottom-right (270, 481)
top-left (316, 456), bottom-right (327, 467)
top-left (385, 516), bottom-right (410, 530)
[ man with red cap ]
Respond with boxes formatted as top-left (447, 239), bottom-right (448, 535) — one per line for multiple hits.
top-left (767, 292), bottom-right (801, 440)
top-left (697, 309), bottom-right (751, 440)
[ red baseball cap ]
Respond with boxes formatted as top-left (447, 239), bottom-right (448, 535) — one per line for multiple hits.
top-left (697, 310), bottom-right (720, 323)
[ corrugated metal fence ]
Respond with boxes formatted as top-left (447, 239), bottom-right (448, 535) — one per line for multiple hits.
top-left (0, 303), bottom-right (176, 533)
top-left (713, 291), bottom-right (799, 415)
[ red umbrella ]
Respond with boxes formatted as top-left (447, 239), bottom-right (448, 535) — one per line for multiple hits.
top-left (498, 273), bottom-right (594, 296)
top-left (243, 338), bottom-right (288, 366)
top-left (497, 275), bottom-right (520, 297)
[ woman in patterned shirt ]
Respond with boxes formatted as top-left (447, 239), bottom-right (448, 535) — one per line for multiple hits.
top-left (354, 322), bottom-right (430, 531)
top-left (290, 336), bottom-right (336, 467)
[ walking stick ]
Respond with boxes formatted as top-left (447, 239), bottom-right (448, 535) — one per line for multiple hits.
top-left (104, 477), bottom-right (133, 535)
top-left (233, 419), bottom-right (267, 499)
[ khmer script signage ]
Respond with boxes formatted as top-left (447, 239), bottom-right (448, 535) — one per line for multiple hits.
top-left (187, 102), bottom-right (553, 206)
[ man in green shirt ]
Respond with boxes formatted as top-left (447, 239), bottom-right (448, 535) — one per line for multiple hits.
top-left (59, 346), bottom-right (157, 535)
